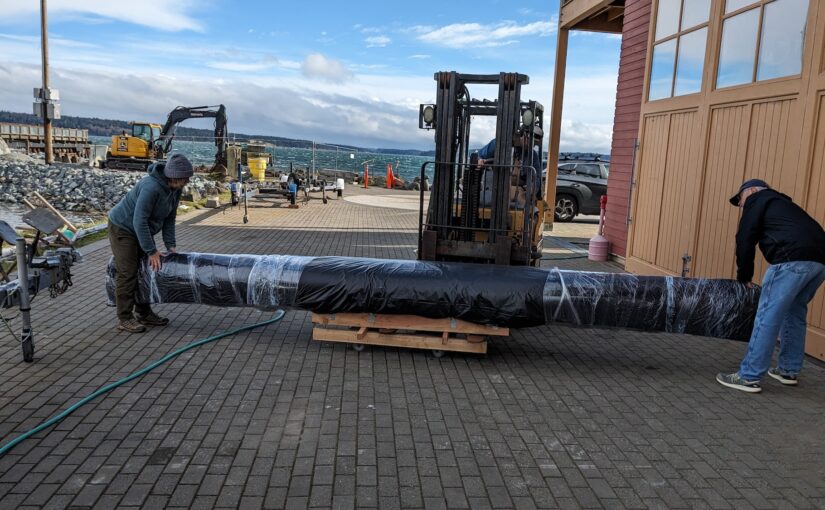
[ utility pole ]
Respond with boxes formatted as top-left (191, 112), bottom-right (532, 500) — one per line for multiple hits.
top-left (39, 0), bottom-right (54, 164)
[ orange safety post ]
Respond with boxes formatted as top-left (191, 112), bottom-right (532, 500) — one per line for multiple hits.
top-left (364, 164), bottom-right (369, 189)
top-left (386, 163), bottom-right (393, 189)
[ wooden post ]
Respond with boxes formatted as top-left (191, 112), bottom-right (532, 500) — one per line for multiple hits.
top-left (544, 26), bottom-right (569, 230)
top-left (40, 0), bottom-right (53, 165)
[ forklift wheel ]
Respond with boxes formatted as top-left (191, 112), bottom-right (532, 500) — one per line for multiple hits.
top-left (431, 349), bottom-right (445, 358)
top-left (22, 338), bottom-right (34, 363)
top-left (352, 343), bottom-right (366, 352)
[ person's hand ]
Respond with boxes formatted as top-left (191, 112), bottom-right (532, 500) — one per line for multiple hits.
top-left (148, 252), bottom-right (162, 271)
top-left (745, 282), bottom-right (754, 289)
top-left (167, 247), bottom-right (177, 254)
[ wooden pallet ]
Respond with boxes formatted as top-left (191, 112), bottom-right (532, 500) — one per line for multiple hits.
top-left (311, 312), bottom-right (509, 355)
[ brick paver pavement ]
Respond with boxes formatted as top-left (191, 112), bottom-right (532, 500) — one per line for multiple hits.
top-left (1, 187), bottom-right (824, 509)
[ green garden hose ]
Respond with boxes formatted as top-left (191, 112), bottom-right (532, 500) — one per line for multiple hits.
top-left (0, 309), bottom-right (286, 457)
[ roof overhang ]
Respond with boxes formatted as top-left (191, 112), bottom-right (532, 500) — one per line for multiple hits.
top-left (560, 0), bottom-right (625, 33)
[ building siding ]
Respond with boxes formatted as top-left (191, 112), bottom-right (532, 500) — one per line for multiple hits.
top-left (604, 0), bottom-right (651, 257)
top-left (624, 1), bottom-right (824, 359)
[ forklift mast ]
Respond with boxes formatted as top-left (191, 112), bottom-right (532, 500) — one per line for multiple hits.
top-left (418, 72), bottom-right (545, 266)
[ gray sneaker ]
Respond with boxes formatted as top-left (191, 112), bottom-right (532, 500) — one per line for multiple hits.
top-left (117, 318), bottom-right (147, 333)
top-left (716, 372), bottom-right (761, 393)
top-left (767, 368), bottom-right (798, 386)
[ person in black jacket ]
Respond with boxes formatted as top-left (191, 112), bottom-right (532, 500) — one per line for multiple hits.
top-left (717, 179), bottom-right (825, 393)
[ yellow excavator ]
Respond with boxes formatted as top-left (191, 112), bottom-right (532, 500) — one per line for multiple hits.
top-left (105, 122), bottom-right (163, 171)
top-left (105, 105), bottom-right (228, 173)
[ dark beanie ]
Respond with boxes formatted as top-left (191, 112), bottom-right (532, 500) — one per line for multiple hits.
top-left (164, 154), bottom-right (194, 179)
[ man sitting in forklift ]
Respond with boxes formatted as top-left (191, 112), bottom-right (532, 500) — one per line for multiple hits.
top-left (476, 136), bottom-right (543, 209)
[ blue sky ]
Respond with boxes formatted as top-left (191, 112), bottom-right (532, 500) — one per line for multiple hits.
top-left (0, 0), bottom-right (621, 151)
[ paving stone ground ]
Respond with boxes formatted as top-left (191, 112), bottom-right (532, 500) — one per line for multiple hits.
top-left (1, 186), bottom-right (824, 509)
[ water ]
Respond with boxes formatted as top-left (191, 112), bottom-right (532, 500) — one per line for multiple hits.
top-left (91, 136), bottom-right (433, 181)
top-left (0, 204), bottom-right (29, 228)
top-left (0, 203), bottom-right (102, 229)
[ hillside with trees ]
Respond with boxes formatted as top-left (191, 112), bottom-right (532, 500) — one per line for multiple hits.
top-left (0, 110), bottom-right (435, 156)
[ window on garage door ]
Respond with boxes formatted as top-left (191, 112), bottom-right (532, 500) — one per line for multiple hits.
top-left (716, 0), bottom-right (810, 88)
top-left (649, 0), bottom-right (711, 101)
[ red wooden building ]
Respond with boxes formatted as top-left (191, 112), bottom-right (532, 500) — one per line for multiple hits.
top-left (546, 0), bottom-right (825, 359)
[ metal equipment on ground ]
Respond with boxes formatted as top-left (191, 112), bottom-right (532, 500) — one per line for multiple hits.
top-left (0, 210), bottom-right (80, 362)
top-left (256, 169), bottom-right (341, 208)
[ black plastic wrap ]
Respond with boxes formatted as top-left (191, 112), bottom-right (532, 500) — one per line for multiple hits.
top-left (106, 252), bottom-right (760, 341)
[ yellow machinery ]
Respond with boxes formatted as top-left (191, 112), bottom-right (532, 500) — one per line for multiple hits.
top-left (106, 122), bottom-right (162, 170)
top-left (105, 105), bottom-right (227, 173)
top-left (417, 72), bottom-right (545, 266)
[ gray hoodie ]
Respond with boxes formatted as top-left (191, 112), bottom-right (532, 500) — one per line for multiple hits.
top-left (108, 163), bottom-right (181, 255)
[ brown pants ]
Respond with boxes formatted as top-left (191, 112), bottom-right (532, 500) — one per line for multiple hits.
top-left (108, 220), bottom-right (152, 321)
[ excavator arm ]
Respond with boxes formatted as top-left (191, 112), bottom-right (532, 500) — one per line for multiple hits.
top-left (155, 105), bottom-right (228, 169)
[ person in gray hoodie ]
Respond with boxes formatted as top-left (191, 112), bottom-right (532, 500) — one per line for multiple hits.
top-left (107, 154), bottom-right (193, 333)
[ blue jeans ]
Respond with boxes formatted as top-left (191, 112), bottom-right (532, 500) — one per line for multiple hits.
top-left (740, 261), bottom-right (825, 380)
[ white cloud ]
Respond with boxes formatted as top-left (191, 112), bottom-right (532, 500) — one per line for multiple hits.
top-left (0, 32), bottom-right (98, 49)
top-left (350, 64), bottom-right (387, 71)
top-left (408, 54), bottom-right (431, 59)
top-left (414, 20), bottom-right (555, 48)
top-left (0, 0), bottom-right (203, 32)
top-left (0, 62), bottom-right (437, 149)
top-left (207, 62), bottom-right (273, 72)
top-left (572, 31), bottom-right (622, 40)
top-left (365, 35), bottom-right (391, 48)
top-left (206, 55), bottom-right (294, 73)
top-left (559, 120), bottom-right (613, 154)
top-left (279, 60), bottom-right (302, 71)
top-left (0, 25), bottom-right (619, 154)
top-left (301, 53), bottom-right (353, 83)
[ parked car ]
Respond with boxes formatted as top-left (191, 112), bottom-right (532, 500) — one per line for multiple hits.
top-left (542, 160), bottom-right (609, 222)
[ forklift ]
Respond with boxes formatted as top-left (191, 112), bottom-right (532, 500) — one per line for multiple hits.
top-left (417, 72), bottom-right (545, 266)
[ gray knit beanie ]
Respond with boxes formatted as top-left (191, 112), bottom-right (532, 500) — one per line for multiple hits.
top-left (164, 154), bottom-right (194, 179)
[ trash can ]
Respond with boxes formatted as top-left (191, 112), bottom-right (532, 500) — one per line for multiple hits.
top-left (248, 157), bottom-right (267, 181)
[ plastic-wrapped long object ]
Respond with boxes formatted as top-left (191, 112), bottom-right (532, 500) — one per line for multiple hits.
top-left (106, 253), bottom-right (760, 341)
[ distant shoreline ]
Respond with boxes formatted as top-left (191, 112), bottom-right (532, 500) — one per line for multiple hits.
top-left (0, 110), bottom-right (436, 157)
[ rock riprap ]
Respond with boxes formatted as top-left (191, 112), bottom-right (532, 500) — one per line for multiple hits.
top-left (0, 154), bottom-right (220, 212)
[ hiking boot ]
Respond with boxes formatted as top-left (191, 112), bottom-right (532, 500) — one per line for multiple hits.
top-left (716, 372), bottom-right (762, 393)
top-left (118, 318), bottom-right (146, 333)
top-left (137, 312), bottom-right (169, 326)
top-left (767, 368), bottom-right (798, 386)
